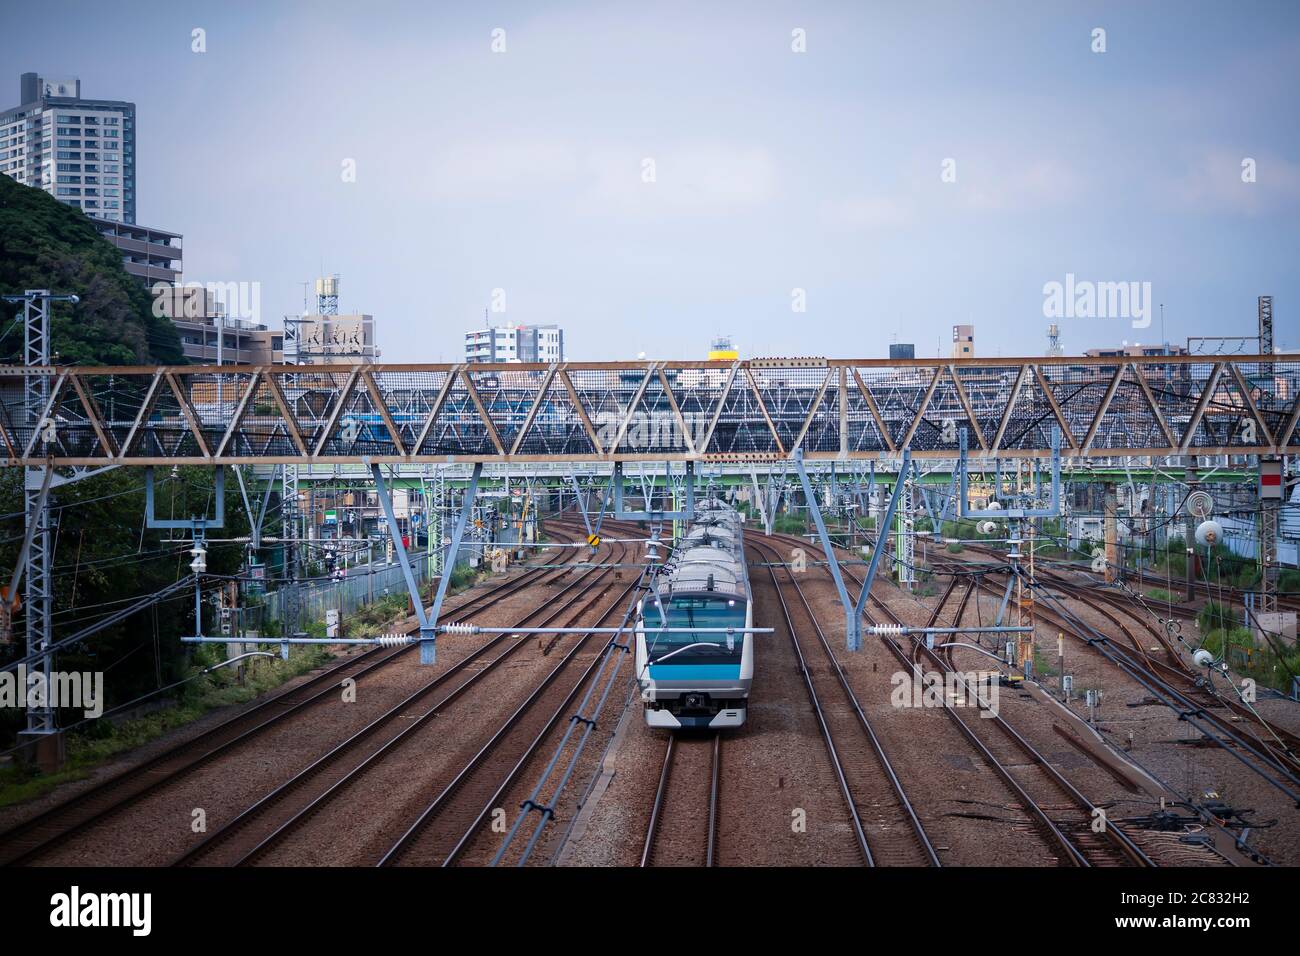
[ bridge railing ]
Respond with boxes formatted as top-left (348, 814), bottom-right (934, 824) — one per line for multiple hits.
top-left (1, 355), bottom-right (1296, 465)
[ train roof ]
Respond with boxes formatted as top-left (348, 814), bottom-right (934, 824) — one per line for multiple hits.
top-left (670, 550), bottom-right (743, 596)
top-left (657, 498), bottom-right (749, 600)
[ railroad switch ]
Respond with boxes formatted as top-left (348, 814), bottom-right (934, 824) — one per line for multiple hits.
top-left (1200, 800), bottom-right (1265, 829)
top-left (1128, 808), bottom-right (1200, 832)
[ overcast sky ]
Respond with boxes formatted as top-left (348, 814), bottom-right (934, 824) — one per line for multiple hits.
top-left (4, 0), bottom-right (1298, 361)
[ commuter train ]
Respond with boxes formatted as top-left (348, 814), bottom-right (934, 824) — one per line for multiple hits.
top-left (634, 498), bottom-right (753, 729)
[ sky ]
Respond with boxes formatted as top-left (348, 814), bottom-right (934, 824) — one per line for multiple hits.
top-left (3, 0), bottom-right (1298, 361)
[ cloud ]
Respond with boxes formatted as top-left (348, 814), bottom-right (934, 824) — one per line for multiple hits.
top-left (422, 140), bottom-right (583, 202)
top-left (820, 195), bottom-right (911, 230)
top-left (1163, 148), bottom-right (1300, 215)
top-left (956, 157), bottom-right (1087, 213)
top-left (579, 143), bottom-right (777, 220)
top-left (418, 138), bottom-right (777, 220)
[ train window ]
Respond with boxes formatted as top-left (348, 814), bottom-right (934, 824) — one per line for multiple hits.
top-left (643, 596), bottom-right (748, 663)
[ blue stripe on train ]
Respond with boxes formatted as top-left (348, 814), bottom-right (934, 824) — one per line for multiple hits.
top-left (647, 664), bottom-right (742, 680)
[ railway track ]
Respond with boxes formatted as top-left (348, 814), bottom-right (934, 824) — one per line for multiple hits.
top-left (764, 530), bottom-right (1155, 867)
top-left (1123, 564), bottom-right (1300, 613)
top-left (376, 556), bottom-right (647, 867)
top-left (749, 536), bottom-right (941, 866)
top-left (896, 541), bottom-right (1269, 863)
top-left (171, 540), bottom-right (636, 866)
top-left (640, 733), bottom-right (721, 867)
top-left (0, 523), bottom-right (590, 867)
top-left (934, 551), bottom-right (1300, 792)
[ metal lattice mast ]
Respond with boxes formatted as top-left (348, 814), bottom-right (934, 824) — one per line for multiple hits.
top-left (23, 474), bottom-right (53, 734)
top-left (8, 291), bottom-right (77, 736)
top-left (1259, 458), bottom-right (1283, 619)
top-left (896, 469), bottom-right (915, 589)
top-left (434, 468), bottom-right (446, 571)
top-left (1260, 501), bottom-right (1278, 618)
top-left (281, 463), bottom-right (300, 637)
top-left (25, 293), bottom-right (53, 734)
top-left (1259, 295), bottom-right (1274, 382)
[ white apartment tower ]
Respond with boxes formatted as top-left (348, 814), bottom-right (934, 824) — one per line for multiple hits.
top-left (464, 320), bottom-right (565, 364)
top-left (1, 73), bottom-right (137, 224)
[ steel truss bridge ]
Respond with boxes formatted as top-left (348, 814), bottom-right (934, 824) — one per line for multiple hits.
top-left (2, 354), bottom-right (1298, 467)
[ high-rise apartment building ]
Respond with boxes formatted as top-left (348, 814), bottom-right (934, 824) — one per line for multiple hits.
top-left (517, 325), bottom-right (564, 363)
top-left (464, 321), bottom-right (564, 363)
top-left (1, 73), bottom-right (136, 224)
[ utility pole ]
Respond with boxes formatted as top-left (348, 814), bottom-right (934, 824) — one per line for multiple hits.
top-left (1103, 489), bottom-right (1119, 584)
top-left (3, 291), bottom-right (79, 770)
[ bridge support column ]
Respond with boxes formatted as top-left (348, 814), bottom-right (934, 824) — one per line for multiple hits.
top-left (794, 448), bottom-right (910, 650)
top-left (373, 461), bottom-right (481, 665)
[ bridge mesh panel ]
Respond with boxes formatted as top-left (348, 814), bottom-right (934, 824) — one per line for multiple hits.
top-left (7, 358), bottom-right (1298, 461)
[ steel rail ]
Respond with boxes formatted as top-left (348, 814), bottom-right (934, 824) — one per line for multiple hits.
top-left (0, 526), bottom-right (589, 866)
top-left (377, 566), bottom-right (645, 867)
top-left (754, 542), bottom-right (873, 864)
top-left (638, 732), bottom-right (722, 868)
top-left (171, 538), bottom-right (630, 866)
top-left (750, 538), bottom-right (941, 866)
top-left (766, 530), bottom-right (1154, 867)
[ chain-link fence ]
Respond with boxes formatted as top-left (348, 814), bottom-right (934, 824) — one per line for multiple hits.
top-left (263, 552), bottom-right (434, 625)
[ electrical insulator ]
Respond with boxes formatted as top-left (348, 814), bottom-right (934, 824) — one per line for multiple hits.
top-left (1195, 519), bottom-right (1223, 547)
top-left (189, 544), bottom-right (207, 574)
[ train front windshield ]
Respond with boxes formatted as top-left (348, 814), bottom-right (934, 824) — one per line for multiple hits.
top-left (642, 595), bottom-right (746, 664)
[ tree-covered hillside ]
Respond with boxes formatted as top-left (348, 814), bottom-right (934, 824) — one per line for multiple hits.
top-left (0, 175), bottom-right (234, 754)
top-left (0, 174), bottom-right (183, 365)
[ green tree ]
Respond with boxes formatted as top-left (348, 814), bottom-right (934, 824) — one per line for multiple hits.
top-left (0, 175), bottom-right (206, 747)
top-left (0, 175), bottom-right (183, 365)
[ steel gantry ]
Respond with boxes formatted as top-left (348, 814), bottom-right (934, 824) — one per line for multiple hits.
top-left (1, 354), bottom-right (1297, 467)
